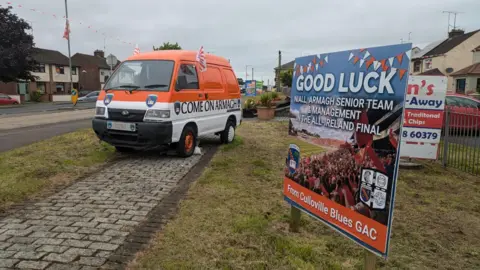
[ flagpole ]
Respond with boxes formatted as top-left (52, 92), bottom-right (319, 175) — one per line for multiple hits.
top-left (64, 0), bottom-right (73, 98)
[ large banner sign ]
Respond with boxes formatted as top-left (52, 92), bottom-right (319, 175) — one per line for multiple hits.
top-left (245, 80), bottom-right (256, 97)
top-left (400, 76), bottom-right (447, 159)
top-left (283, 43), bottom-right (412, 257)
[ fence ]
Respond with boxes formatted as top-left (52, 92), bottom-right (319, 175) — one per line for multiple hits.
top-left (438, 107), bottom-right (480, 175)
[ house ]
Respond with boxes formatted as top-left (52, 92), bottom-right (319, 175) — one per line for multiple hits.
top-left (0, 48), bottom-right (79, 102)
top-left (450, 45), bottom-right (480, 95)
top-left (72, 50), bottom-right (121, 91)
top-left (410, 28), bottom-right (480, 91)
top-left (273, 60), bottom-right (294, 87)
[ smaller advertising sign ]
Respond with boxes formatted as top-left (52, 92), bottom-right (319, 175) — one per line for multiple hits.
top-left (400, 76), bottom-right (447, 159)
top-left (245, 80), bottom-right (256, 97)
top-left (256, 81), bottom-right (264, 93)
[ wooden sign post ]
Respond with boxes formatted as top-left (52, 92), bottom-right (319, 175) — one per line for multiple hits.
top-left (364, 250), bottom-right (377, 270)
top-left (289, 206), bottom-right (301, 232)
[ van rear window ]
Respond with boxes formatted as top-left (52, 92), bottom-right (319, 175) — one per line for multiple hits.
top-left (104, 60), bottom-right (174, 91)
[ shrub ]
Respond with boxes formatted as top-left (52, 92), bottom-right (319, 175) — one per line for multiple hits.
top-left (258, 93), bottom-right (273, 108)
top-left (31, 90), bottom-right (43, 102)
top-left (244, 98), bottom-right (256, 109)
top-left (271, 91), bottom-right (279, 100)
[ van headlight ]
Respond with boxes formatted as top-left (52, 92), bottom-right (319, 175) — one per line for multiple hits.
top-left (95, 106), bottom-right (106, 116)
top-left (144, 109), bottom-right (170, 121)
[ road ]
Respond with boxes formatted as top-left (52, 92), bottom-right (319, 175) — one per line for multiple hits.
top-left (0, 119), bottom-right (91, 153)
top-left (0, 101), bottom-right (95, 116)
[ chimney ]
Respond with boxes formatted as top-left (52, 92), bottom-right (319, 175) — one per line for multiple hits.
top-left (94, 50), bottom-right (105, 58)
top-left (448, 29), bottom-right (465, 38)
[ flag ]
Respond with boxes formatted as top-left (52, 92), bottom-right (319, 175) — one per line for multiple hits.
top-left (133, 44), bottom-right (140, 55)
top-left (196, 46), bottom-right (207, 72)
top-left (63, 19), bottom-right (70, 40)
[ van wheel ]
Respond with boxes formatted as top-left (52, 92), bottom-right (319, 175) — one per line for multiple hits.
top-left (220, 120), bottom-right (236, 144)
top-left (115, 146), bottom-right (135, 153)
top-left (177, 126), bottom-right (197, 157)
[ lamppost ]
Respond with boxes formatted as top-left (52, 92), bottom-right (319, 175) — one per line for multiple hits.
top-left (245, 65), bottom-right (252, 81)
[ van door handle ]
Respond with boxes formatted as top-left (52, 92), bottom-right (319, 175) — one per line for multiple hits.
top-left (198, 93), bottom-right (203, 97)
top-left (205, 93), bottom-right (209, 99)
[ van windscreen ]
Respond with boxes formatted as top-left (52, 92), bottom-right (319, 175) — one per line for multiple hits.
top-left (104, 60), bottom-right (174, 91)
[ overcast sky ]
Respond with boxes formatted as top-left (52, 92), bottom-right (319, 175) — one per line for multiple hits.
top-left (4, 0), bottom-right (480, 85)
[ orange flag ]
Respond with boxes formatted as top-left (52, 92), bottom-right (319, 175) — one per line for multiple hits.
top-left (353, 56), bottom-right (360, 64)
top-left (399, 69), bottom-right (407, 80)
top-left (396, 53), bottom-right (404, 64)
top-left (320, 60), bottom-right (324, 67)
top-left (380, 59), bottom-right (388, 71)
top-left (365, 57), bottom-right (375, 69)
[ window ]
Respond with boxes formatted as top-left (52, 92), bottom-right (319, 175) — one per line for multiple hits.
top-left (0, 93), bottom-right (8, 99)
top-left (176, 64), bottom-right (199, 90)
top-left (456, 78), bottom-right (466, 94)
top-left (56, 66), bottom-right (65, 74)
top-left (36, 82), bottom-right (46, 93)
top-left (104, 60), bottom-right (174, 91)
top-left (72, 67), bottom-right (77, 75)
top-left (477, 78), bottom-right (480, 93)
top-left (33, 64), bottom-right (45, 73)
top-left (452, 96), bottom-right (480, 108)
top-left (101, 71), bottom-right (105, 76)
top-left (56, 83), bottom-right (65, 92)
top-left (424, 58), bottom-right (432, 70)
top-left (203, 67), bottom-right (223, 90)
top-left (413, 61), bottom-right (421, 72)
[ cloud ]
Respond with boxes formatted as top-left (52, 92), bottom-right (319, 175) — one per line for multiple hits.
top-left (6, 0), bottom-right (480, 85)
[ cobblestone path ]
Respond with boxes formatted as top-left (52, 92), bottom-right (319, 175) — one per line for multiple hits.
top-left (0, 144), bottom-right (216, 269)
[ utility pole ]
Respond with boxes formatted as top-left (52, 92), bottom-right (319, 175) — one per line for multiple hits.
top-left (276, 50), bottom-right (282, 92)
top-left (64, 0), bottom-right (73, 96)
top-left (245, 65), bottom-right (251, 81)
top-left (252, 67), bottom-right (254, 81)
top-left (408, 32), bottom-right (412, 42)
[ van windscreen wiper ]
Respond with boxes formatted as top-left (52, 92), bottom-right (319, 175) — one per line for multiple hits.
top-left (104, 85), bottom-right (140, 92)
top-left (144, 84), bottom-right (168, 88)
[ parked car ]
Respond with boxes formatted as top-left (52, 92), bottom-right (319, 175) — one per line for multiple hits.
top-left (78, 91), bottom-right (100, 102)
top-left (445, 94), bottom-right (480, 132)
top-left (0, 93), bottom-right (19, 105)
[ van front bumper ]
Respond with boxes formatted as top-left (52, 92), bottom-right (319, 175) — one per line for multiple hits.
top-left (92, 118), bottom-right (172, 150)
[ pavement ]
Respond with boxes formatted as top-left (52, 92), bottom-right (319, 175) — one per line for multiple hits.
top-left (0, 110), bottom-right (94, 130)
top-left (0, 138), bottom-right (218, 269)
top-left (0, 120), bottom-right (92, 153)
top-left (0, 102), bottom-right (95, 116)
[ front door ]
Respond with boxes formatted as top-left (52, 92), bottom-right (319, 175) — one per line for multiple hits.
top-left (17, 82), bottom-right (29, 101)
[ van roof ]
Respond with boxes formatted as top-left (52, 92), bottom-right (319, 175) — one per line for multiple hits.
top-left (126, 50), bottom-right (231, 67)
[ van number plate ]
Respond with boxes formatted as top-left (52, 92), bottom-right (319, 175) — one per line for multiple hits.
top-left (107, 121), bottom-right (136, 132)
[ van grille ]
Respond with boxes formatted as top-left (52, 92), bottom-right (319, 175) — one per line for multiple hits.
top-left (108, 108), bottom-right (146, 122)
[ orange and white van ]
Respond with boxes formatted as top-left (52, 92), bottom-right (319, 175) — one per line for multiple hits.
top-left (92, 50), bottom-right (242, 157)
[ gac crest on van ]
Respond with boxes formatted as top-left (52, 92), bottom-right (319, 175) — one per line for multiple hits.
top-left (92, 50), bottom-right (242, 157)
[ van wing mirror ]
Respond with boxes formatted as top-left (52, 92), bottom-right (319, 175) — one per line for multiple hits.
top-left (176, 75), bottom-right (188, 91)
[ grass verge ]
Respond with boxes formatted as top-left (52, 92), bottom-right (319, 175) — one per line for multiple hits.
top-left (0, 129), bottom-right (115, 210)
top-left (130, 121), bottom-right (480, 270)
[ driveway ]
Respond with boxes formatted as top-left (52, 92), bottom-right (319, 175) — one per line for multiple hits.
top-left (0, 138), bottom-right (218, 269)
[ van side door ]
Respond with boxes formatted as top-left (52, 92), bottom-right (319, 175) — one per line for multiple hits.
top-left (200, 65), bottom-right (229, 133)
top-left (170, 62), bottom-right (206, 141)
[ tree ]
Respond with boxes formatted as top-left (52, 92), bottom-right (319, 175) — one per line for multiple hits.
top-left (279, 69), bottom-right (293, 87)
top-left (0, 6), bottom-right (37, 83)
top-left (153, 42), bottom-right (182, 51)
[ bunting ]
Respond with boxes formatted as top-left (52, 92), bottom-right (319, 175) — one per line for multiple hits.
top-left (2, 1), bottom-right (135, 47)
top-left (347, 48), bottom-right (410, 80)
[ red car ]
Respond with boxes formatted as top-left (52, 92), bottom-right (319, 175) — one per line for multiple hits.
top-left (445, 94), bottom-right (480, 131)
top-left (0, 93), bottom-right (19, 105)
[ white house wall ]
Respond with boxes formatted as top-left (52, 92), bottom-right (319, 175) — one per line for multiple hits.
top-left (31, 64), bottom-right (50, 82)
top-left (52, 65), bottom-right (79, 83)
